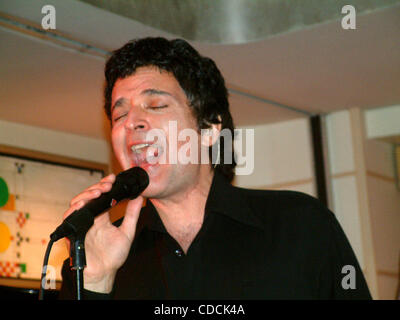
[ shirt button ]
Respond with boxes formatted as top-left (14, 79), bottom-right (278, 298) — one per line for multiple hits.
top-left (175, 249), bottom-right (183, 257)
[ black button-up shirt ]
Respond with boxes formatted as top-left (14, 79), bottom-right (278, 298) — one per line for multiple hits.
top-left (59, 172), bottom-right (372, 299)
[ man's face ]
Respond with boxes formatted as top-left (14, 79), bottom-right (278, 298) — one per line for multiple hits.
top-left (111, 66), bottom-right (206, 199)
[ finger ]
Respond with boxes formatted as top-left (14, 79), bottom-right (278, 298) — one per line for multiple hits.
top-left (64, 174), bottom-right (116, 221)
top-left (70, 179), bottom-right (115, 207)
top-left (100, 173), bottom-right (115, 183)
top-left (84, 176), bottom-right (114, 194)
top-left (88, 182), bottom-right (113, 193)
top-left (83, 181), bottom-right (113, 197)
top-left (63, 199), bottom-right (87, 219)
top-left (69, 189), bottom-right (102, 208)
top-left (64, 188), bottom-right (102, 219)
top-left (68, 174), bottom-right (114, 205)
top-left (83, 174), bottom-right (115, 195)
top-left (119, 196), bottom-right (144, 242)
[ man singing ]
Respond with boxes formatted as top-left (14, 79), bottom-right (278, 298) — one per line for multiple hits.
top-left (59, 37), bottom-right (371, 299)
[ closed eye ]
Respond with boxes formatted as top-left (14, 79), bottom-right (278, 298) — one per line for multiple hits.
top-left (113, 113), bottom-right (127, 122)
top-left (148, 105), bottom-right (168, 110)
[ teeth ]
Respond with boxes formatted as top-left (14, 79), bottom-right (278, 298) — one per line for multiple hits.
top-left (131, 143), bottom-right (151, 153)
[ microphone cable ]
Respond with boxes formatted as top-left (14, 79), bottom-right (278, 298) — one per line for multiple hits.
top-left (38, 238), bottom-right (55, 300)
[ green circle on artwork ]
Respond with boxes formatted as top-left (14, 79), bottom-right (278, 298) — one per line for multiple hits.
top-left (0, 177), bottom-right (9, 207)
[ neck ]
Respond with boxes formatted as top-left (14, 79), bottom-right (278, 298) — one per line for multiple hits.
top-left (151, 167), bottom-right (214, 253)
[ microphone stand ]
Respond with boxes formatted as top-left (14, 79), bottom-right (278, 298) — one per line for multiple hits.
top-left (69, 232), bottom-right (86, 300)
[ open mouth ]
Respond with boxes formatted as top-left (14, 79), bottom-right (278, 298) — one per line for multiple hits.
top-left (130, 143), bottom-right (164, 166)
top-left (131, 143), bottom-right (152, 154)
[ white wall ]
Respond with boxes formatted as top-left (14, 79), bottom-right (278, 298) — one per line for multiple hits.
top-left (364, 104), bottom-right (400, 140)
top-left (364, 138), bottom-right (400, 299)
top-left (0, 119), bottom-right (110, 164)
top-left (234, 117), bottom-right (316, 197)
top-left (325, 107), bottom-right (400, 299)
top-left (325, 110), bottom-right (365, 269)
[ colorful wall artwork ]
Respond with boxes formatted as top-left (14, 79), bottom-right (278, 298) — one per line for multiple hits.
top-left (0, 154), bottom-right (103, 282)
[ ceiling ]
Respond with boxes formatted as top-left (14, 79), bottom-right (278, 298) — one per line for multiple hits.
top-left (0, 0), bottom-right (399, 141)
top-left (79, 0), bottom-right (400, 44)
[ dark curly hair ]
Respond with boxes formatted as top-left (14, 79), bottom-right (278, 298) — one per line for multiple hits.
top-left (104, 37), bottom-right (236, 182)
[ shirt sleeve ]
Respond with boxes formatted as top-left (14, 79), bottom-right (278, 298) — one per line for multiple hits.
top-left (317, 211), bottom-right (373, 300)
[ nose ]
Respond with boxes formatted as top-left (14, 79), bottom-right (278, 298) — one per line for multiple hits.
top-left (124, 107), bottom-right (149, 132)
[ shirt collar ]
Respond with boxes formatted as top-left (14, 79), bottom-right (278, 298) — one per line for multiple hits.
top-left (204, 171), bottom-right (264, 230)
top-left (136, 171), bottom-right (264, 235)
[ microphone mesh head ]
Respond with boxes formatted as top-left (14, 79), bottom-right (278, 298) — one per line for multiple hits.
top-left (116, 167), bottom-right (149, 198)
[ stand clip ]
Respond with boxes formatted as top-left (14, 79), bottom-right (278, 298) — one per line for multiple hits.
top-left (69, 233), bottom-right (86, 300)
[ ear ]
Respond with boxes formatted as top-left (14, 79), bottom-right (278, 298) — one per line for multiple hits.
top-left (201, 119), bottom-right (222, 148)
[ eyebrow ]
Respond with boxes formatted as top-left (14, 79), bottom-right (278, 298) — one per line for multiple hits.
top-left (111, 97), bottom-right (128, 114)
top-left (141, 88), bottom-right (173, 97)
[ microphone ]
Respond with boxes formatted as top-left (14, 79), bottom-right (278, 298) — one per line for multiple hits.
top-left (50, 166), bottom-right (149, 242)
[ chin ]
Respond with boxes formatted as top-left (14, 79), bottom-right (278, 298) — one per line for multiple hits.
top-left (140, 183), bottom-right (166, 200)
top-left (138, 165), bottom-right (168, 197)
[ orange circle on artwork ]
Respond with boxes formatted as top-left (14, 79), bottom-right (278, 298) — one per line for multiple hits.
top-left (0, 222), bottom-right (11, 252)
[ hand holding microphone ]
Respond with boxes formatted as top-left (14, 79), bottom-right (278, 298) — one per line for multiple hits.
top-left (57, 167), bottom-right (149, 294)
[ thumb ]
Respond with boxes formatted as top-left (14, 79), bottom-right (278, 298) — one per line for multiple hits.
top-left (118, 196), bottom-right (144, 242)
